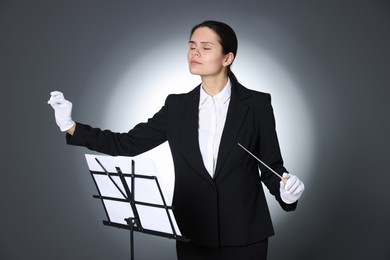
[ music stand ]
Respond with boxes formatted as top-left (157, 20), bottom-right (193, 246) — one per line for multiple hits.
top-left (85, 154), bottom-right (189, 260)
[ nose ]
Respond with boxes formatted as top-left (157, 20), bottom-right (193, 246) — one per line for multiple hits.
top-left (190, 47), bottom-right (200, 57)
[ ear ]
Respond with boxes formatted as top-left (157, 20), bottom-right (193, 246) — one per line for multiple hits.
top-left (223, 52), bottom-right (235, 67)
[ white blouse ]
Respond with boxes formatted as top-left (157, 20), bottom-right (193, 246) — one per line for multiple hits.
top-left (198, 79), bottom-right (232, 177)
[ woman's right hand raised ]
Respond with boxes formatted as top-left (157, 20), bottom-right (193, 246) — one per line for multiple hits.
top-left (48, 91), bottom-right (76, 134)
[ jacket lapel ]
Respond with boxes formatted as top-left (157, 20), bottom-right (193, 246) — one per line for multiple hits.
top-left (180, 85), bottom-right (214, 184)
top-left (213, 82), bottom-right (251, 179)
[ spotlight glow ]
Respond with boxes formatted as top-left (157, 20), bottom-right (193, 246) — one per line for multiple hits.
top-left (102, 39), bottom-right (315, 224)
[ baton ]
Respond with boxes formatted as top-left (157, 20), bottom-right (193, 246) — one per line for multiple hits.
top-left (238, 143), bottom-right (288, 183)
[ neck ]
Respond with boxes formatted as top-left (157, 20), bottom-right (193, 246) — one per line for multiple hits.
top-left (201, 73), bottom-right (228, 97)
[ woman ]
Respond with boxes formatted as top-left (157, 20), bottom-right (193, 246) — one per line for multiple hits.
top-left (48, 20), bottom-right (304, 260)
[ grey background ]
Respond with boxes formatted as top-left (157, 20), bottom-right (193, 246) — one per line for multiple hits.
top-left (1, 1), bottom-right (389, 259)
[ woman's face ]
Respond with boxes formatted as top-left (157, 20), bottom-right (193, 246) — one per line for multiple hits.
top-left (187, 27), bottom-right (231, 78)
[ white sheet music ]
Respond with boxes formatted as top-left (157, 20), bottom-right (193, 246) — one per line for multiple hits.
top-left (85, 154), bottom-right (182, 236)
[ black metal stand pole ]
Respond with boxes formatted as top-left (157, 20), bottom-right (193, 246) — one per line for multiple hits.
top-left (127, 217), bottom-right (136, 260)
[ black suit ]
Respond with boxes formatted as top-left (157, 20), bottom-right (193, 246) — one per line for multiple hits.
top-left (67, 80), bottom-right (297, 248)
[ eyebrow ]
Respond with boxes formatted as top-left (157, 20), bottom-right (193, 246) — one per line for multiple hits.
top-left (188, 41), bottom-right (215, 45)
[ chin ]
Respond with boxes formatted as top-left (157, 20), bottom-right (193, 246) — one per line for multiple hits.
top-left (189, 68), bottom-right (202, 76)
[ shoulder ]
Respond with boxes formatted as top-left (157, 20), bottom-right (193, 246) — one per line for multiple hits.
top-left (233, 81), bottom-right (271, 106)
top-left (165, 84), bottom-right (201, 105)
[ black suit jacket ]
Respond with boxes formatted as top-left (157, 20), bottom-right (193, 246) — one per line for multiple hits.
top-left (67, 80), bottom-right (297, 247)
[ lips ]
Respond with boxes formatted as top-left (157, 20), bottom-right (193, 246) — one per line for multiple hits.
top-left (190, 60), bottom-right (202, 65)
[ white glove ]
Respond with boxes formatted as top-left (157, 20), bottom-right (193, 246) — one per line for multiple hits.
top-left (280, 173), bottom-right (304, 204)
top-left (47, 91), bottom-right (75, 132)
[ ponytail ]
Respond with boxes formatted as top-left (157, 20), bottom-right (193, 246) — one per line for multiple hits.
top-left (227, 67), bottom-right (238, 84)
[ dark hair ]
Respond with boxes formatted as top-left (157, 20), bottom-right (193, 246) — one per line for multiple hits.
top-left (190, 20), bottom-right (239, 83)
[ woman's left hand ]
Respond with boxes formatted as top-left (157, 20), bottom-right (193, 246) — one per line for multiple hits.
top-left (280, 173), bottom-right (305, 204)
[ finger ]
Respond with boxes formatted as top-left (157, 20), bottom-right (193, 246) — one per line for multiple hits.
top-left (50, 91), bottom-right (63, 97)
top-left (48, 91), bottom-right (64, 104)
top-left (48, 94), bottom-right (66, 105)
top-left (288, 177), bottom-right (300, 191)
top-left (289, 181), bottom-right (305, 195)
top-left (288, 181), bottom-right (301, 194)
top-left (285, 175), bottom-right (297, 191)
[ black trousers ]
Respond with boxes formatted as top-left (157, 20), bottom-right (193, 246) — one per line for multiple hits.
top-left (176, 239), bottom-right (268, 260)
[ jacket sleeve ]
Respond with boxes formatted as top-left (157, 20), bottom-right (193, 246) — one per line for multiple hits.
top-left (66, 97), bottom-right (169, 157)
top-left (257, 94), bottom-right (298, 211)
